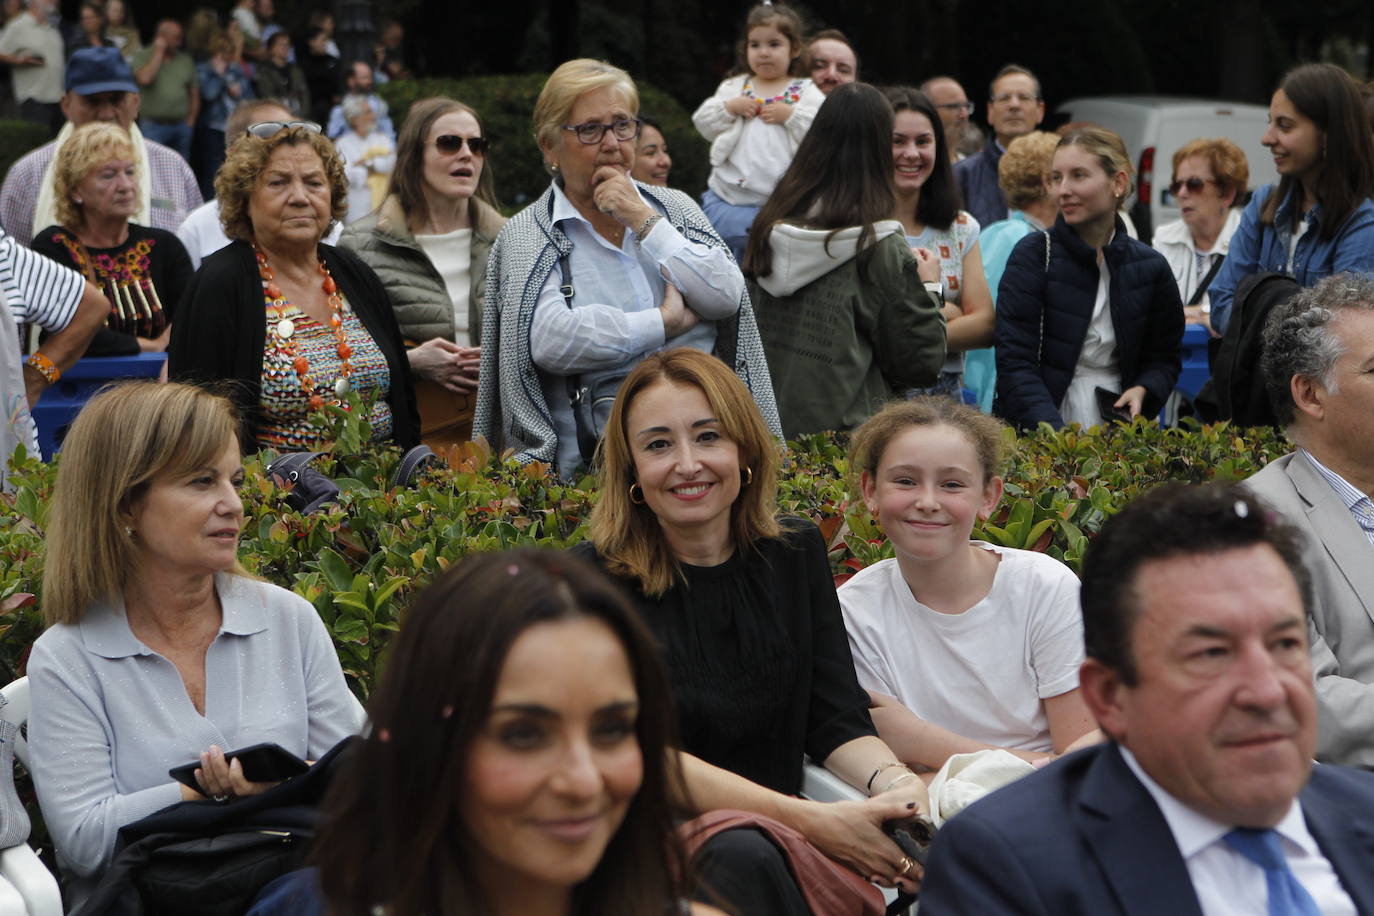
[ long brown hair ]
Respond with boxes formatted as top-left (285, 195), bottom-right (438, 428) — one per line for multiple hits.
top-left (313, 548), bottom-right (690, 916)
top-left (388, 97), bottom-right (499, 231)
top-left (1259, 63), bottom-right (1374, 240)
top-left (742, 81), bottom-right (896, 280)
top-left (589, 348), bottom-right (780, 597)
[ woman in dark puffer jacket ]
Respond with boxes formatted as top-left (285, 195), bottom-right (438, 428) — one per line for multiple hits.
top-left (994, 127), bottom-right (1183, 429)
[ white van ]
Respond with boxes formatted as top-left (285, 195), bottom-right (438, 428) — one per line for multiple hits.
top-left (1054, 96), bottom-right (1278, 243)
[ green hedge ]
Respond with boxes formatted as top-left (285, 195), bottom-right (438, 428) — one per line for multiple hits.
top-left (0, 120), bottom-right (50, 187)
top-left (0, 402), bottom-right (1290, 698)
top-left (378, 74), bottom-right (710, 209)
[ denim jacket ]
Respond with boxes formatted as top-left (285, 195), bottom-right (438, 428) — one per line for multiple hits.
top-left (1208, 183), bottom-right (1374, 334)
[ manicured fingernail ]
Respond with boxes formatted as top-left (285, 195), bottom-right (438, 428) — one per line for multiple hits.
top-left (907, 802), bottom-right (916, 809)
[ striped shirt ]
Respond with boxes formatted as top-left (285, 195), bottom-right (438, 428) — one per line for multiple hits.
top-left (1303, 448), bottom-right (1374, 548)
top-left (1, 227), bottom-right (86, 469)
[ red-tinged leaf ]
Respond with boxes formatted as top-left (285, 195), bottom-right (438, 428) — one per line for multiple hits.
top-left (832, 573), bottom-right (854, 588)
top-left (0, 593), bottom-right (34, 615)
top-left (816, 514), bottom-right (843, 545)
top-left (1031, 528), bottom-right (1053, 552)
top-left (843, 558), bottom-right (865, 572)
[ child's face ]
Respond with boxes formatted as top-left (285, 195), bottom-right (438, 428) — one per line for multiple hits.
top-left (746, 23), bottom-right (795, 82)
top-left (861, 424), bottom-right (1001, 563)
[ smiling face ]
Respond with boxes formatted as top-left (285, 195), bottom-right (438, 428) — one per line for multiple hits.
top-left (626, 379), bottom-right (742, 560)
top-left (746, 23), bottom-right (796, 82)
top-left (861, 423), bottom-right (1000, 566)
top-left (808, 38), bottom-right (855, 95)
top-left (76, 155), bottom-right (138, 222)
top-left (631, 124), bottom-right (671, 186)
top-left (1089, 546), bottom-right (1317, 827)
top-left (423, 109), bottom-right (484, 204)
top-left (892, 109), bottom-right (938, 196)
top-left (1262, 88), bottom-right (1323, 184)
top-left (462, 617), bottom-right (642, 899)
top-left (1051, 143), bottom-right (1125, 228)
top-left (248, 142), bottom-right (332, 250)
top-left (542, 85), bottom-right (637, 208)
top-left (126, 438), bottom-right (245, 579)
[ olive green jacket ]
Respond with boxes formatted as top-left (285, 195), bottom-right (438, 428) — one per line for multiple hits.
top-left (338, 195), bottom-right (506, 345)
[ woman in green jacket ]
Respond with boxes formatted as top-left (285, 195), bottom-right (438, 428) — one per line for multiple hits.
top-left (744, 82), bottom-right (947, 438)
top-left (339, 97), bottom-right (506, 448)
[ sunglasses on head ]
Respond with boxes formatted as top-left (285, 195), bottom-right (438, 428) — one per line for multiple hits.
top-left (1168, 176), bottom-right (1216, 195)
top-left (245, 120), bottom-right (323, 139)
top-left (435, 135), bottom-right (490, 156)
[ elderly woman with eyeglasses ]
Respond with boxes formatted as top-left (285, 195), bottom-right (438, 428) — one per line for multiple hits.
top-left (339, 98), bottom-right (505, 449)
top-left (474, 58), bottom-right (777, 480)
top-left (169, 119), bottom-right (418, 452)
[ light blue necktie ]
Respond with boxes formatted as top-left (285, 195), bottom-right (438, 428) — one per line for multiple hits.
top-left (1223, 827), bottom-right (1322, 916)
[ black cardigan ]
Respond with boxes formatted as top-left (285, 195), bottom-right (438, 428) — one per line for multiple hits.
top-left (169, 239), bottom-right (419, 450)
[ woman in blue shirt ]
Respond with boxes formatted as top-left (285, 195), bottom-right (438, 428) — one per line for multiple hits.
top-left (1208, 63), bottom-right (1374, 336)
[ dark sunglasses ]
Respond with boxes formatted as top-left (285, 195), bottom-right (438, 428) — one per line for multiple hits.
top-left (246, 120), bottom-right (323, 139)
top-left (1168, 176), bottom-right (1216, 196)
top-left (435, 135), bottom-right (490, 156)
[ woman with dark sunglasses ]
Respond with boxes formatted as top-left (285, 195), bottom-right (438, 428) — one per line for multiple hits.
top-left (474, 58), bottom-right (778, 480)
top-left (1150, 138), bottom-right (1249, 335)
top-left (337, 98), bottom-right (505, 449)
top-left (169, 121), bottom-right (419, 452)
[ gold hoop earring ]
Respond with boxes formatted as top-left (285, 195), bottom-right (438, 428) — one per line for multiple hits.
top-left (741, 466), bottom-right (753, 486)
top-left (629, 483), bottom-right (645, 505)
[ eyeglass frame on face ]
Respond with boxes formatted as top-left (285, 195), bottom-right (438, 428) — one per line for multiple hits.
top-left (434, 134), bottom-right (490, 156)
top-left (562, 117), bottom-right (642, 146)
top-left (245, 120), bottom-right (323, 139)
top-left (934, 100), bottom-right (975, 116)
top-left (1168, 176), bottom-right (1217, 196)
top-left (989, 92), bottom-right (1039, 105)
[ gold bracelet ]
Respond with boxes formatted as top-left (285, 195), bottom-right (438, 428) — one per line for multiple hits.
top-left (866, 761), bottom-right (906, 794)
top-left (25, 351), bottom-right (59, 384)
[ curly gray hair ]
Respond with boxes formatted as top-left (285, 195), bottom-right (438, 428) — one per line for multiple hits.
top-left (1262, 272), bottom-right (1374, 429)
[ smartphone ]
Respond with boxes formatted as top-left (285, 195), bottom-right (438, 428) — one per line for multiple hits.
top-left (169, 742), bottom-right (308, 792)
top-left (883, 816), bottom-right (936, 865)
top-left (1094, 386), bottom-right (1132, 423)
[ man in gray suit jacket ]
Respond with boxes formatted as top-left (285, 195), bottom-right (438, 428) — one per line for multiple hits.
top-left (1245, 273), bottom-right (1374, 769)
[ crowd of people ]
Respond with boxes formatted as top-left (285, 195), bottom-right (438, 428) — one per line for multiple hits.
top-left (3, 2), bottom-right (1374, 914)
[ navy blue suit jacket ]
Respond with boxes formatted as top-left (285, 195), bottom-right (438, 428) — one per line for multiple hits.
top-left (920, 742), bottom-right (1374, 915)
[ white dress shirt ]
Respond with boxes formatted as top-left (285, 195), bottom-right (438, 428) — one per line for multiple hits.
top-left (1120, 747), bottom-right (1356, 915)
top-left (531, 180), bottom-right (743, 473)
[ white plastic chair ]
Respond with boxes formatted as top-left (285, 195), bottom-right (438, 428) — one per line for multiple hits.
top-left (800, 760), bottom-right (915, 914)
top-left (0, 678), bottom-right (64, 916)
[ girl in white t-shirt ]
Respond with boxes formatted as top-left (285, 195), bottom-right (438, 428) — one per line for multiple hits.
top-left (838, 397), bottom-right (1102, 775)
top-left (691, 3), bottom-right (823, 263)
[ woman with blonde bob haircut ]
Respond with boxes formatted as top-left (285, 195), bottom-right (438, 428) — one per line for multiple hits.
top-left (32, 122), bottom-right (193, 356)
top-left (31, 382), bottom-right (361, 907)
top-left (170, 122), bottom-right (419, 452)
top-left (580, 347), bottom-right (930, 915)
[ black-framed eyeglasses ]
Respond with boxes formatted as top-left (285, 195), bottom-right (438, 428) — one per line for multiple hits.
top-left (562, 117), bottom-right (641, 145)
top-left (1168, 176), bottom-right (1216, 196)
top-left (934, 100), bottom-right (975, 116)
top-left (246, 120), bottom-right (323, 139)
top-left (435, 135), bottom-right (490, 156)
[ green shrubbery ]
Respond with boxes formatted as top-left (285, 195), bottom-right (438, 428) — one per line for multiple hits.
top-left (0, 119), bottom-right (50, 182)
top-left (0, 400), bottom-right (1290, 698)
top-left (378, 74), bottom-right (709, 209)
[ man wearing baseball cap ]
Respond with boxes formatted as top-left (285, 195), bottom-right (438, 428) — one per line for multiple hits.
top-left (0, 46), bottom-right (202, 247)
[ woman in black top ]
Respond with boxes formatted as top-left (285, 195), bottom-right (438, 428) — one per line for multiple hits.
top-left (33, 121), bottom-right (193, 356)
top-left (579, 347), bottom-right (927, 914)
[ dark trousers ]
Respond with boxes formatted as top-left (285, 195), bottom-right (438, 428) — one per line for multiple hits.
top-left (692, 827), bottom-right (810, 915)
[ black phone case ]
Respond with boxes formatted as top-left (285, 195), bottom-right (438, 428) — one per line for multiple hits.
top-left (168, 742), bottom-right (308, 792)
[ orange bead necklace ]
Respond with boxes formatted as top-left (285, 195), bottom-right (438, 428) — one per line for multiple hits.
top-left (255, 245), bottom-right (353, 411)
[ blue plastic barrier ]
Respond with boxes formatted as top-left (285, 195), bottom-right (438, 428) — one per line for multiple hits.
top-left (1177, 323), bottom-right (1211, 398)
top-left (31, 353), bottom-right (167, 459)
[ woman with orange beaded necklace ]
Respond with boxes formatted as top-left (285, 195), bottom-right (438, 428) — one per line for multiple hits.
top-left (170, 121), bottom-right (418, 451)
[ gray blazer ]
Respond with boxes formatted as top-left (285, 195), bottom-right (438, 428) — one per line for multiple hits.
top-left (1245, 450), bottom-right (1374, 768)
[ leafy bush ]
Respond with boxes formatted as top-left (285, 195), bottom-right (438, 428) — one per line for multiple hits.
top-left (0, 404), bottom-right (1290, 698)
top-left (0, 120), bottom-right (50, 183)
top-left (378, 73), bottom-right (709, 209)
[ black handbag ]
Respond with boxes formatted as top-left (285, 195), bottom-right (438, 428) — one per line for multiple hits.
top-left (131, 827), bottom-right (310, 916)
top-left (265, 452), bottom-right (339, 514)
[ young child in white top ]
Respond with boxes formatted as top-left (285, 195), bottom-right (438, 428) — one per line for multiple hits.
top-left (691, 3), bottom-right (822, 262)
top-left (838, 397), bottom-right (1103, 774)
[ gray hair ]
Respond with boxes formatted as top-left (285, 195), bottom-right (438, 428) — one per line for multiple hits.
top-left (1262, 272), bottom-right (1374, 429)
top-left (342, 96), bottom-right (372, 124)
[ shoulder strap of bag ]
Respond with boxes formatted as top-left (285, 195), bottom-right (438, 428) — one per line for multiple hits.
top-left (557, 254), bottom-right (599, 463)
top-left (1186, 254), bottom-right (1226, 307)
top-left (1038, 229), bottom-right (1050, 364)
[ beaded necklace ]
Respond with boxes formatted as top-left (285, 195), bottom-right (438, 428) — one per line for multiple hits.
top-left (255, 245), bottom-right (353, 411)
top-left (741, 77), bottom-right (803, 107)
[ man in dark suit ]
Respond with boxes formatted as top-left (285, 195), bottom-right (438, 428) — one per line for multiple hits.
top-left (953, 64), bottom-right (1045, 229)
top-left (1245, 273), bottom-right (1374, 769)
top-left (920, 482), bottom-right (1374, 915)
